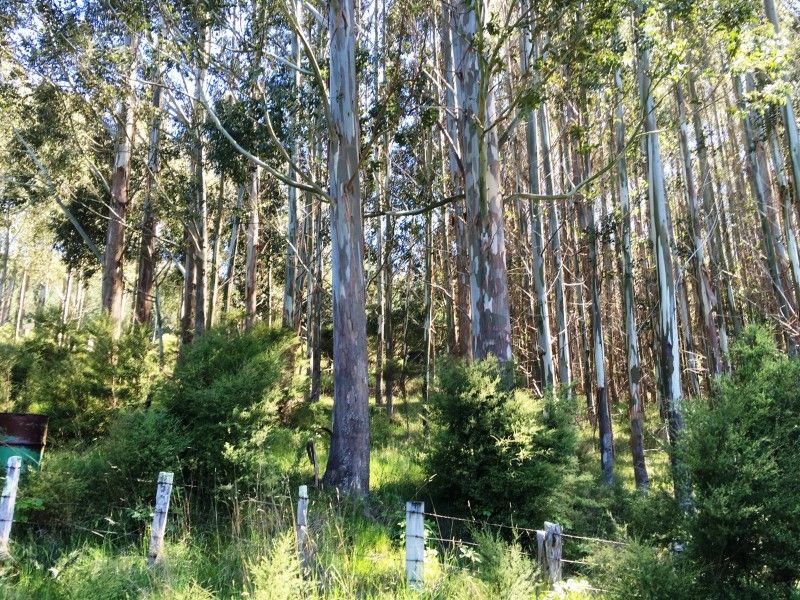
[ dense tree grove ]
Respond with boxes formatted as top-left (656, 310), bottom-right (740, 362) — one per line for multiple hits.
top-left (1, 0), bottom-right (800, 595)
top-left (1, 0), bottom-right (800, 487)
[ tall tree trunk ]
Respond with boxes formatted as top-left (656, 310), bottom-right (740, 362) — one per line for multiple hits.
top-left (283, 0), bottom-right (302, 329)
top-left (587, 180), bottom-right (612, 482)
top-left (2, 269), bottom-right (16, 325)
top-left (688, 74), bottom-right (730, 368)
top-left (0, 217), bottom-right (10, 321)
top-left (635, 7), bottom-right (689, 509)
top-left (441, 2), bottom-right (471, 358)
top-left (180, 230), bottom-right (196, 346)
top-left (192, 24), bottom-right (210, 339)
top-left (309, 196), bottom-right (323, 402)
top-left (562, 102), bottom-right (594, 421)
top-left (568, 91), bottom-right (611, 481)
top-left (245, 166), bottom-right (260, 329)
top-left (713, 88), bottom-right (745, 335)
top-left (423, 210), bottom-right (434, 410)
top-left (102, 34), bottom-right (139, 339)
top-left (135, 72), bottom-right (162, 326)
top-left (322, 0), bottom-right (370, 493)
top-left (14, 270), bottom-right (26, 340)
top-left (61, 269), bottom-right (73, 326)
top-left (736, 74), bottom-right (796, 352)
top-left (614, 68), bottom-right (649, 491)
top-left (374, 0), bottom-right (388, 406)
top-left (223, 184), bottom-right (244, 314)
top-left (539, 103), bottom-right (571, 388)
top-left (675, 79), bottom-right (722, 382)
top-left (207, 174), bottom-right (225, 328)
top-left (521, 23), bottom-right (554, 387)
top-left (763, 0), bottom-right (800, 201)
top-left (455, 0), bottom-right (512, 363)
top-left (384, 208), bottom-right (395, 417)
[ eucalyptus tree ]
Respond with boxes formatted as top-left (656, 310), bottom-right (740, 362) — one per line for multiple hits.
top-left (735, 73), bottom-right (797, 352)
top-left (614, 66), bottom-right (648, 490)
top-left (520, 3), bottom-right (554, 387)
top-left (454, 0), bottom-right (512, 362)
top-left (538, 99), bottom-right (571, 387)
top-left (282, 0), bottom-right (302, 329)
top-left (763, 0), bottom-right (800, 201)
top-left (440, 0), bottom-right (471, 359)
top-left (674, 77), bottom-right (722, 381)
top-left (134, 51), bottom-right (164, 327)
top-left (100, 33), bottom-right (140, 339)
top-left (634, 3), bottom-right (689, 508)
top-left (322, 0), bottom-right (370, 493)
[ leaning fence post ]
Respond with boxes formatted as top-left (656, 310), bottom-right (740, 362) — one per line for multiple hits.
top-left (544, 521), bottom-right (562, 583)
top-left (296, 485), bottom-right (312, 573)
top-left (147, 471), bottom-right (174, 566)
top-left (0, 456), bottom-right (21, 557)
top-left (405, 500), bottom-right (424, 589)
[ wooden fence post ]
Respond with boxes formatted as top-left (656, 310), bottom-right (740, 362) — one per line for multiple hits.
top-left (296, 484), bottom-right (312, 573)
top-left (0, 456), bottom-right (21, 557)
top-left (535, 529), bottom-right (546, 572)
top-left (405, 500), bottom-right (424, 589)
top-left (544, 521), bottom-right (562, 583)
top-left (147, 471), bottom-right (174, 566)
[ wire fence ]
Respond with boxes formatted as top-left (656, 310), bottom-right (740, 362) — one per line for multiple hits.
top-left (2, 457), bottom-right (623, 592)
top-left (408, 503), bottom-right (627, 590)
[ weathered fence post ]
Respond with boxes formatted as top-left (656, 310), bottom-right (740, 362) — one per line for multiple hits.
top-left (0, 456), bottom-right (21, 557)
top-left (535, 529), bottom-right (546, 572)
top-left (544, 521), bottom-right (562, 582)
top-left (147, 471), bottom-right (174, 566)
top-left (296, 484), bottom-right (312, 573)
top-left (405, 500), bottom-right (424, 589)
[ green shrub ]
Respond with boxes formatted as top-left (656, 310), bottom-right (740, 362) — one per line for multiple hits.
top-left (589, 540), bottom-right (699, 599)
top-left (20, 409), bottom-right (186, 531)
top-left (681, 325), bottom-right (800, 597)
top-left (10, 313), bottom-right (158, 442)
top-left (159, 323), bottom-right (298, 487)
top-left (248, 531), bottom-right (310, 599)
top-left (426, 358), bottom-right (578, 527)
top-left (471, 531), bottom-right (542, 599)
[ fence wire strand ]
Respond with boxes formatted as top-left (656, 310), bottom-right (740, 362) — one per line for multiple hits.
top-left (423, 510), bottom-right (627, 546)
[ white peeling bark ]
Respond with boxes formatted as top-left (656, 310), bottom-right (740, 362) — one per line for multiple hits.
top-left (675, 79), bottom-right (722, 381)
top-left (322, 0), bottom-right (370, 493)
top-left (763, 0), bottom-right (800, 205)
top-left (455, 0), bottom-right (512, 363)
top-left (635, 8), bottom-right (689, 509)
top-left (520, 16), bottom-right (554, 387)
top-left (441, 4), bottom-right (472, 358)
top-left (538, 103), bottom-right (571, 387)
top-left (736, 74), bottom-right (796, 353)
top-left (614, 68), bottom-right (648, 491)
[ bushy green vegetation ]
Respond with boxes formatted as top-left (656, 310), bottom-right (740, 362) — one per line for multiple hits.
top-left (159, 323), bottom-right (302, 489)
top-left (19, 409), bottom-right (186, 532)
top-left (2, 322), bottom-right (800, 598)
top-left (681, 325), bottom-right (800, 597)
top-left (589, 324), bottom-right (800, 599)
top-left (0, 312), bottom-right (158, 441)
top-left (427, 358), bottom-right (579, 526)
